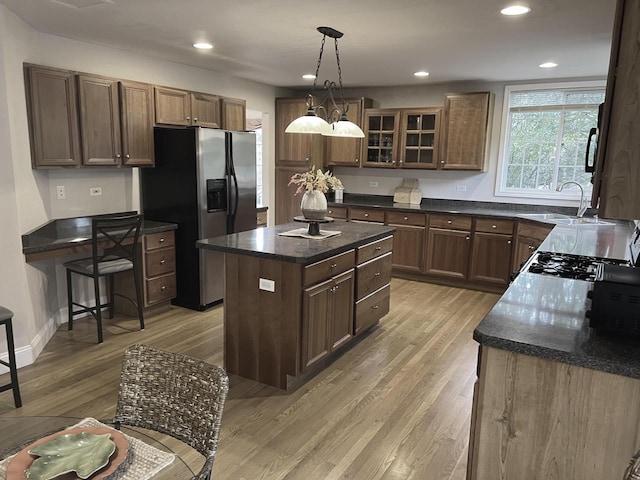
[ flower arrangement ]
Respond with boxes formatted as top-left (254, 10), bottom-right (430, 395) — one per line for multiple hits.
top-left (288, 166), bottom-right (343, 195)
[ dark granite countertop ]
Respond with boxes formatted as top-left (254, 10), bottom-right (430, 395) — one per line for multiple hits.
top-left (197, 221), bottom-right (395, 264)
top-left (474, 220), bottom-right (640, 379)
top-left (22, 212), bottom-right (177, 256)
top-left (328, 193), bottom-right (584, 219)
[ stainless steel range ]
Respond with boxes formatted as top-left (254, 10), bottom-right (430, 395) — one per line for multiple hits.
top-left (524, 225), bottom-right (640, 337)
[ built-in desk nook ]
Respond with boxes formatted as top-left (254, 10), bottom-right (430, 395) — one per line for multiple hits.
top-left (197, 221), bottom-right (395, 390)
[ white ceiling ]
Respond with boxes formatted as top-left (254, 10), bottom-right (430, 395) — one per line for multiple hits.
top-left (0, 0), bottom-right (616, 88)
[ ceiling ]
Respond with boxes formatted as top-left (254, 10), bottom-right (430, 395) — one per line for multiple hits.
top-left (0, 0), bottom-right (617, 88)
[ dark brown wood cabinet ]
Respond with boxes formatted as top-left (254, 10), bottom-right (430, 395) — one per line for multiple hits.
top-left (469, 218), bottom-right (514, 286)
top-left (275, 165), bottom-right (307, 225)
top-left (441, 92), bottom-right (491, 171)
top-left (511, 221), bottom-right (553, 273)
top-left (325, 97), bottom-right (373, 167)
top-left (154, 86), bottom-right (221, 128)
top-left (362, 109), bottom-right (401, 167)
top-left (399, 108), bottom-right (442, 169)
top-left (425, 214), bottom-right (472, 279)
top-left (590, 0), bottom-right (640, 220)
top-left (24, 65), bottom-right (81, 168)
top-left (77, 75), bottom-right (154, 167)
top-left (221, 97), bottom-right (247, 131)
top-left (302, 252), bottom-right (355, 371)
top-left (275, 97), bottom-right (324, 166)
top-left (386, 211), bottom-right (427, 273)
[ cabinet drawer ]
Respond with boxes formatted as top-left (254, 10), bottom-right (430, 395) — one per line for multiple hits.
top-left (357, 236), bottom-right (393, 264)
top-left (517, 221), bottom-right (553, 241)
top-left (145, 248), bottom-right (176, 277)
top-left (357, 252), bottom-right (392, 300)
top-left (327, 206), bottom-right (348, 219)
top-left (350, 208), bottom-right (385, 223)
top-left (475, 218), bottom-right (514, 235)
top-left (355, 284), bottom-right (390, 335)
top-left (145, 230), bottom-right (175, 251)
top-left (146, 273), bottom-right (176, 305)
top-left (429, 214), bottom-right (472, 230)
top-left (304, 249), bottom-right (356, 287)
top-left (387, 211), bottom-right (427, 226)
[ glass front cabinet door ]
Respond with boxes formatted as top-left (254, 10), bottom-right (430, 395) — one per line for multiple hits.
top-left (363, 109), bottom-right (400, 167)
top-left (399, 108), bottom-right (441, 169)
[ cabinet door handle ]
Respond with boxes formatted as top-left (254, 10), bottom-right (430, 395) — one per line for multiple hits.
top-left (331, 263), bottom-right (337, 268)
top-left (375, 246), bottom-right (382, 251)
top-left (125, 154), bottom-right (130, 159)
top-left (507, 240), bottom-right (512, 244)
top-left (492, 225), bottom-right (497, 229)
top-left (404, 216), bottom-right (408, 221)
top-left (159, 238), bottom-right (165, 243)
top-left (355, 159), bottom-right (359, 162)
top-left (334, 285), bottom-right (339, 291)
top-left (186, 116), bottom-right (191, 121)
top-left (372, 305), bottom-right (379, 310)
top-left (193, 117), bottom-right (198, 122)
top-left (161, 285), bottom-right (166, 291)
top-left (465, 236), bottom-right (470, 241)
top-left (116, 154), bottom-right (121, 159)
top-left (441, 161), bottom-right (445, 164)
top-left (374, 272), bottom-right (381, 277)
top-left (364, 213), bottom-right (369, 217)
top-left (328, 210), bottom-right (333, 214)
top-left (447, 220), bottom-right (452, 224)
top-left (160, 259), bottom-right (166, 264)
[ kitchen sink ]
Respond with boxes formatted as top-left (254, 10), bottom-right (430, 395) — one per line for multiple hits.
top-left (518, 213), bottom-right (615, 226)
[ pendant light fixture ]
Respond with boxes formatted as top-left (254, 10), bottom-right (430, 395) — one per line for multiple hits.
top-left (285, 26), bottom-right (365, 138)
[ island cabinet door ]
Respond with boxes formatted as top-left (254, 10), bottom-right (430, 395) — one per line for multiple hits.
top-left (330, 269), bottom-right (355, 351)
top-left (302, 278), bottom-right (333, 370)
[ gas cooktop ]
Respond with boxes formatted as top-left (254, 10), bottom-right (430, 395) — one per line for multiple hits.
top-left (527, 251), bottom-right (631, 281)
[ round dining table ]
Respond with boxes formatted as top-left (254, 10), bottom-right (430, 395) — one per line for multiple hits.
top-left (0, 416), bottom-right (196, 479)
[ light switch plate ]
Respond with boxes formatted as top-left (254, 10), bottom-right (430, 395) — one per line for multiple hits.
top-left (259, 278), bottom-right (275, 292)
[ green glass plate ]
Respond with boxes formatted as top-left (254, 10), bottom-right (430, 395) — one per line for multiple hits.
top-left (27, 432), bottom-right (116, 480)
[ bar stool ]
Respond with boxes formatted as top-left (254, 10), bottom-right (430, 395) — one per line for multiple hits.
top-left (0, 306), bottom-right (22, 408)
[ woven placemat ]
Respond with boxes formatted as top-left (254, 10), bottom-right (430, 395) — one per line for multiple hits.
top-left (0, 417), bottom-right (174, 480)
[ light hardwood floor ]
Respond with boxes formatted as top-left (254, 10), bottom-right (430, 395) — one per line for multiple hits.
top-left (0, 278), bottom-right (499, 480)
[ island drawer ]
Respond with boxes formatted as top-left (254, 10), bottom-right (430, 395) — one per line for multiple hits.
top-left (357, 235), bottom-right (393, 264)
top-left (304, 249), bottom-right (356, 286)
top-left (355, 284), bottom-right (390, 335)
top-left (145, 248), bottom-right (176, 277)
top-left (327, 206), bottom-right (348, 220)
top-left (350, 208), bottom-right (385, 223)
top-left (144, 231), bottom-right (175, 251)
top-left (429, 214), bottom-right (472, 230)
top-left (146, 273), bottom-right (177, 305)
top-left (475, 218), bottom-right (514, 235)
top-left (356, 252), bottom-right (392, 300)
top-left (387, 211), bottom-right (427, 226)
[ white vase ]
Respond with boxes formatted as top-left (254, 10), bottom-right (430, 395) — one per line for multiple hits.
top-left (300, 190), bottom-right (327, 220)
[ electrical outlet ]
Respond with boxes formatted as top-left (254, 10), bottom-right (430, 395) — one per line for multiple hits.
top-left (369, 181), bottom-right (379, 188)
top-left (456, 184), bottom-right (467, 192)
top-left (56, 186), bottom-right (66, 200)
top-left (90, 187), bottom-right (102, 196)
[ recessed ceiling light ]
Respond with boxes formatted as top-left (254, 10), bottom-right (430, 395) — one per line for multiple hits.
top-left (501, 5), bottom-right (531, 15)
top-left (302, 74), bottom-right (316, 80)
top-left (414, 71), bottom-right (430, 77)
top-left (193, 42), bottom-right (213, 50)
top-left (539, 62), bottom-right (558, 68)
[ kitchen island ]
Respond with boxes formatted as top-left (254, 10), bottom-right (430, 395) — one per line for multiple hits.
top-left (197, 221), bottom-right (395, 390)
top-left (467, 220), bottom-right (640, 480)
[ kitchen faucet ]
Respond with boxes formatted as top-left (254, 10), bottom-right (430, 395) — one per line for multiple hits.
top-left (556, 181), bottom-right (588, 218)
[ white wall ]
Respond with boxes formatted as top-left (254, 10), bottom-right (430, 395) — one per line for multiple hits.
top-left (331, 79), bottom-right (606, 208)
top-left (0, 4), bottom-right (290, 370)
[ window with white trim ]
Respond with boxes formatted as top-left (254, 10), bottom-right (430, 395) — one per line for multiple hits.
top-left (496, 82), bottom-right (605, 199)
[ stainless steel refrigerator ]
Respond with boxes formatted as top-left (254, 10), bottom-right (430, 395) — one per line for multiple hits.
top-left (140, 127), bottom-right (257, 310)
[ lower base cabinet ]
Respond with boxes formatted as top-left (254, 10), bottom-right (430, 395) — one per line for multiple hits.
top-left (468, 346), bottom-right (640, 479)
top-left (302, 269), bottom-right (354, 370)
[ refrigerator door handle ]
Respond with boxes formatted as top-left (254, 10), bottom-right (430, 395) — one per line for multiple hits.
top-left (226, 133), bottom-right (239, 233)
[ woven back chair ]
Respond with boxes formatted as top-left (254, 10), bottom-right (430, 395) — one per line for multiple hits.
top-left (114, 344), bottom-right (229, 480)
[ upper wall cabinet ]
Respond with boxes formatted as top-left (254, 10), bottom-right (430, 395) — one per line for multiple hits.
top-left (325, 97), bottom-right (374, 168)
top-left (154, 86), bottom-right (221, 128)
top-left (221, 97), bottom-right (247, 131)
top-left (77, 75), bottom-right (154, 167)
top-left (275, 97), bottom-right (324, 166)
top-left (591, 0), bottom-right (640, 220)
top-left (25, 66), bottom-right (154, 168)
top-left (441, 92), bottom-right (491, 171)
top-left (362, 109), bottom-right (401, 168)
top-left (25, 65), bottom-right (81, 168)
